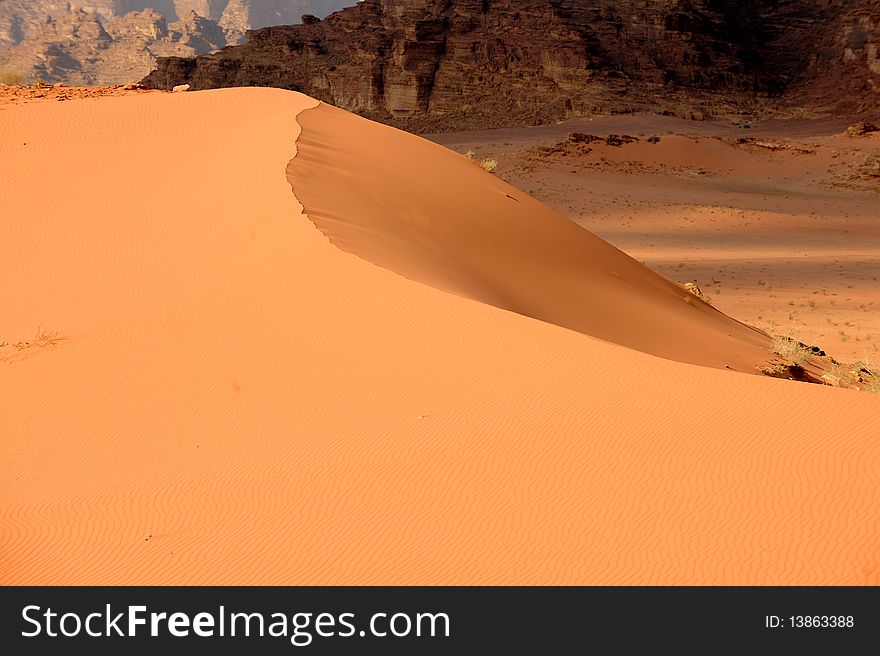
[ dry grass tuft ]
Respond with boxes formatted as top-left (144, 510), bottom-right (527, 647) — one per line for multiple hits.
top-left (481, 158), bottom-right (498, 174)
top-left (0, 67), bottom-right (26, 86)
top-left (821, 362), bottom-right (858, 389)
top-left (1, 326), bottom-right (65, 364)
top-left (771, 334), bottom-right (812, 367)
top-left (9, 325), bottom-right (64, 351)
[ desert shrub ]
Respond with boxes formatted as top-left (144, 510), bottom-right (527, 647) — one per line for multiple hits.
top-left (0, 67), bottom-right (26, 86)
top-left (821, 362), bottom-right (856, 388)
top-left (481, 158), bottom-right (498, 174)
top-left (771, 335), bottom-right (812, 366)
top-left (465, 149), bottom-right (476, 160)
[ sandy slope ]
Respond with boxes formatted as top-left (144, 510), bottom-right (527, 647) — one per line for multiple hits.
top-left (434, 117), bottom-right (880, 364)
top-left (288, 104), bottom-right (772, 372)
top-left (2, 89), bottom-right (879, 585)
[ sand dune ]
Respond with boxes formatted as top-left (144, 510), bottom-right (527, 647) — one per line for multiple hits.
top-left (2, 88), bottom-right (880, 585)
top-left (288, 104), bottom-right (771, 372)
top-left (436, 118), bottom-right (880, 364)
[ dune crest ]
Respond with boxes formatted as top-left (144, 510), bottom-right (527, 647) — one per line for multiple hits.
top-left (287, 102), bottom-right (772, 372)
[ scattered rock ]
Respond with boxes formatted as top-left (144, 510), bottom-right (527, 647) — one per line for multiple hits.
top-left (753, 140), bottom-right (786, 151)
top-left (856, 155), bottom-right (880, 180)
top-left (733, 137), bottom-right (816, 155)
top-left (845, 122), bottom-right (879, 137)
top-left (683, 282), bottom-right (704, 299)
top-left (605, 134), bottom-right (640, 147)
top-left (0, 84), bottom-right (158, 106)
top-left (172, 84), bottom-right (191, 93)
top-left (761, 363), bottom-right (818, 383)
top-left (568, 133), bottom-right (604, 145)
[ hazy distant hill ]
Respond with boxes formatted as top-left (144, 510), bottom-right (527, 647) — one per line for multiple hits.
top-left (0, 1), bottom-right (355, 84)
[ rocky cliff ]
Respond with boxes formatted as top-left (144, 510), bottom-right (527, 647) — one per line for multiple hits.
top-left (779, 1), bottom-right (880, 118)
top-left (0, 1), bottom-right (355, 84)
top-left (0, 1), bottom-right (355, 45)
top-left (141, 0), bottom-right (880, 131)
top-left (0, 7), bottom-right (227, 85)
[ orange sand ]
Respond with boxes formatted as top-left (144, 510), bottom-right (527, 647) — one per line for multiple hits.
top-left (435, 118), bottom-right (880, 363)
top-left (2, 88), bottom-right (879, 585)
top-left (288, 104), bottom-right (771, 372)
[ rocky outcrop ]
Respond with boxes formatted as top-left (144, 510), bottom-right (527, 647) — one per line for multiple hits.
top-left (0, 2), bottom-right (354, 45)
top-left (779, 2), bottom-right (880, 118)
top-left (0, 8), bottom-right (228, 85)
top-left (142, 0), bottom-right (880, 131)
top-left (0, 2), bottom-right (354, 84)
top-left (214, 1), bottom-right (355, 42)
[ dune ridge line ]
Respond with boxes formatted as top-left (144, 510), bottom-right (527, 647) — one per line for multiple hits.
top-left (286, 101), bottom-right (773, 373)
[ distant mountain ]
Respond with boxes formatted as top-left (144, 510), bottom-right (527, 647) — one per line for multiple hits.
top-left (0, 1), bottom-right (355, 85)
top-left (141, 0), bottom-right (880, 132)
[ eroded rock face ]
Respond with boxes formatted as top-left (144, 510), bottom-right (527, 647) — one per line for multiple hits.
top-left (215, 1), bottom-right (354, 41)
top-left (0, 1), bottom-right (355, 84)
top-left (0, 0), bottom-right (355, 84)
top-left (781, 6), bottom-right (880, 118)
top-left (0, 8), bottom-right (228, 85)
top-left (141, 0), bottom-right (880, 131)
top-left (0, 1), bottom-right (353, 44)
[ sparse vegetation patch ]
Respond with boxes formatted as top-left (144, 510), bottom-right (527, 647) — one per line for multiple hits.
top-left (0, 67), bottom-right (26, 86)
top-left (771, 334), bottom-right (814, 367)
top-left (0, 326), bottom-right (64, 363)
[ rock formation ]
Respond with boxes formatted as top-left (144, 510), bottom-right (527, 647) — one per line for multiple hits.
top-left (0, 2), bottom-right (354, 44)
top-left (778, 4), bottom-right (880, 118)
top-left (141, 0), bottom-right (880, 131)
top-left (0, 1), bottom-right (354, 84)
top-left (0, 7), bottom-right (227, 85)
top-left (213, 1), bottom-right (355, 42)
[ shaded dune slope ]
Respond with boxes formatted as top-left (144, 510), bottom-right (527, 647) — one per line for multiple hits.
top-left (2, 89), bottom-right (879, 586)
top-left (287, 103), bottom-right (771, 371)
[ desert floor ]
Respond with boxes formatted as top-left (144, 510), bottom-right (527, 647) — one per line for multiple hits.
top-left (2, 88), bottom-right (879, 586)
top-left (432, 116), bottom-right (880, 365)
